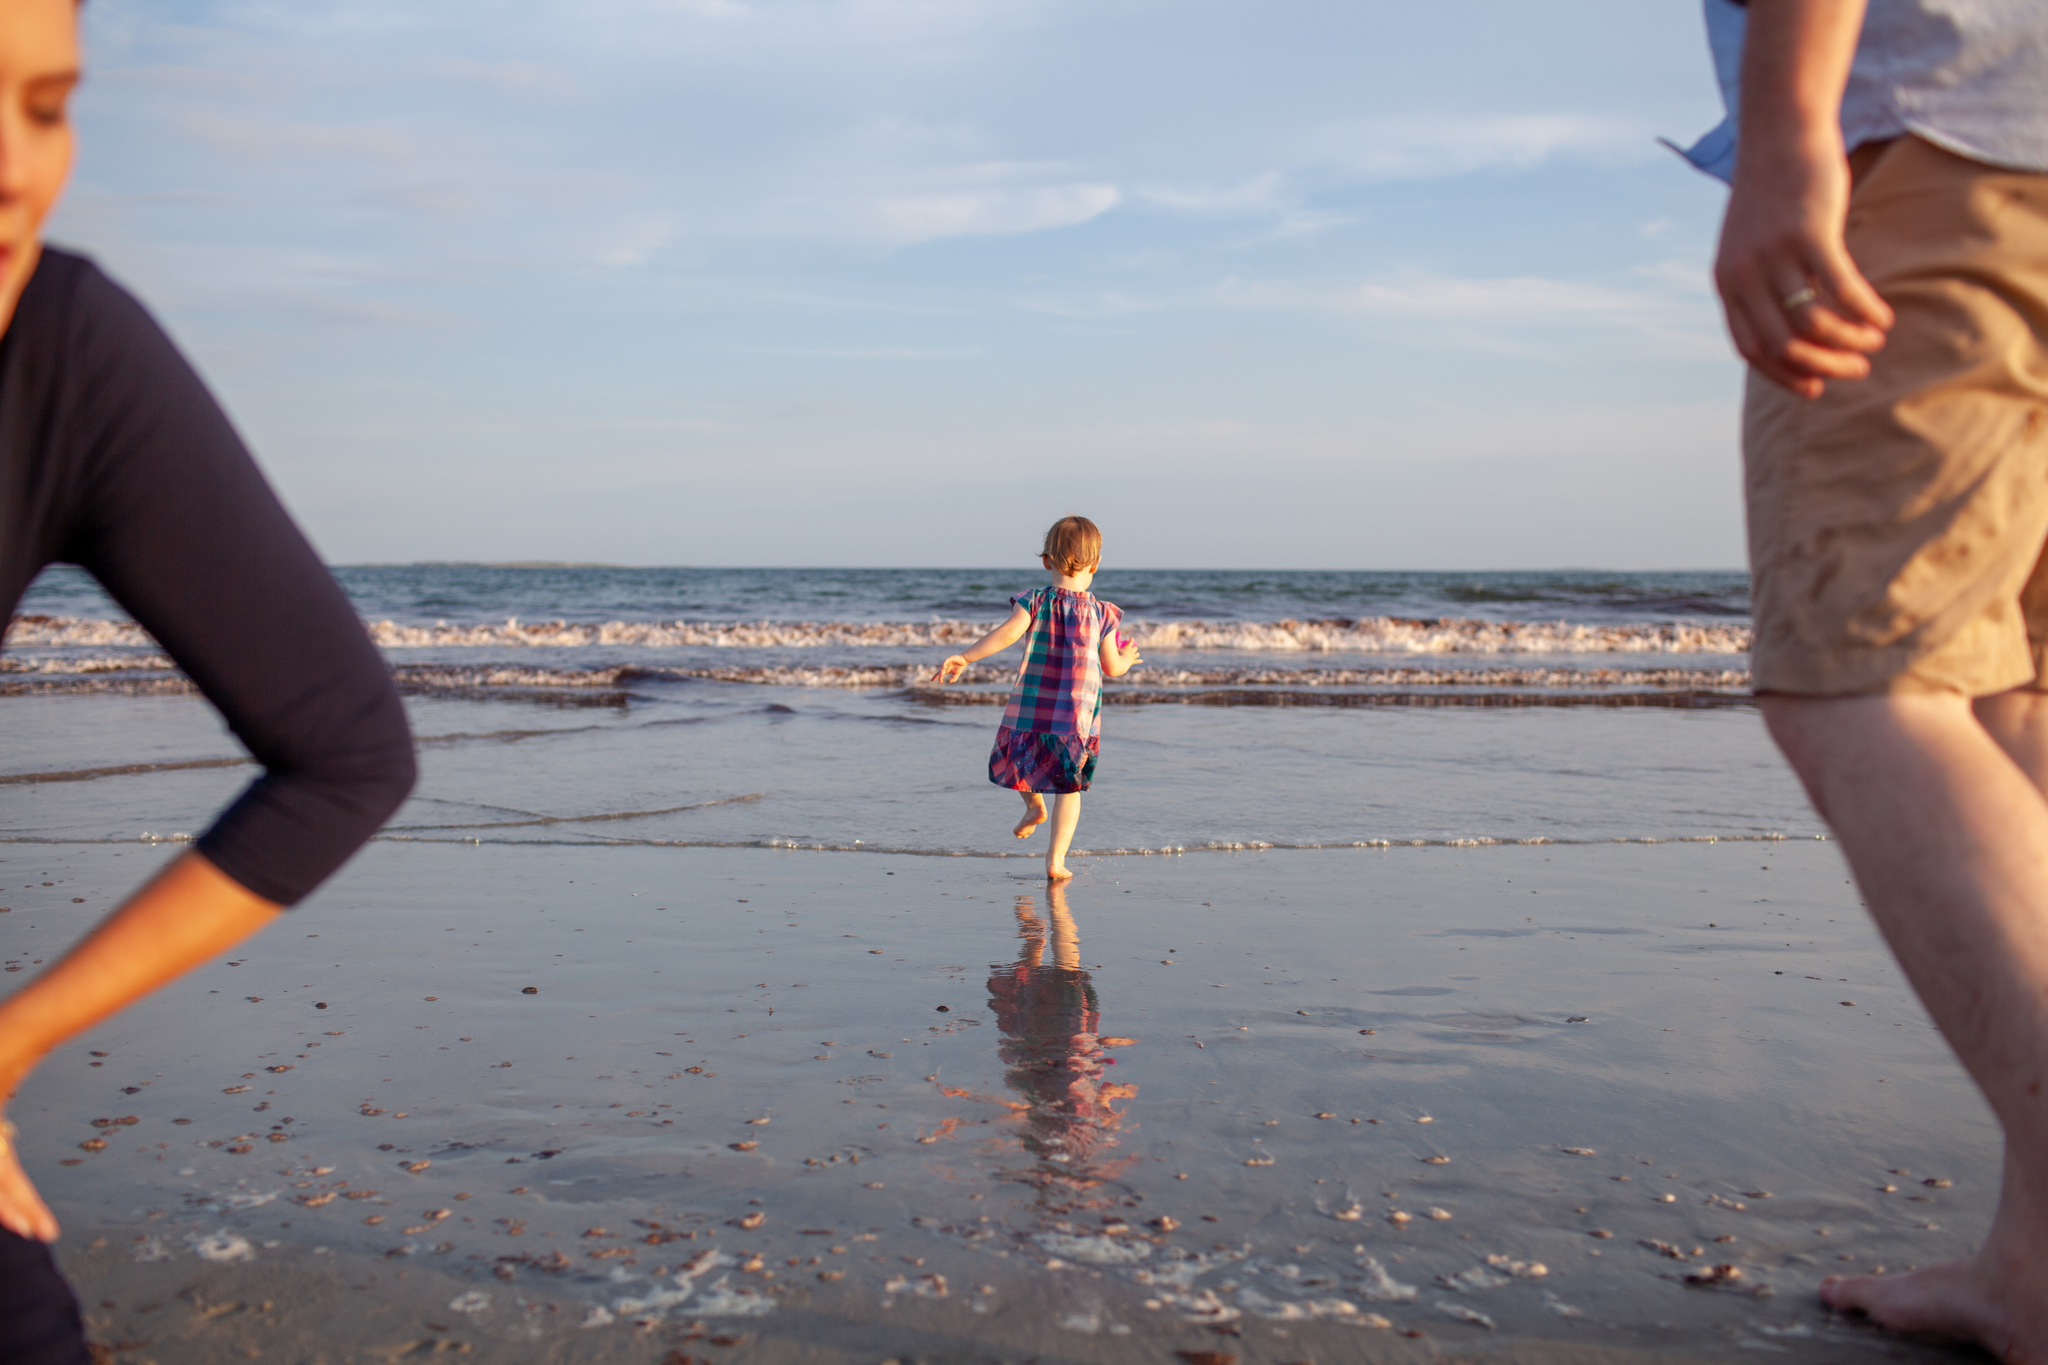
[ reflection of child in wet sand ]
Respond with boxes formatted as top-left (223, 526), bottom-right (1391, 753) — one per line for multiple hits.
top-left (985, 884), bottom-right (1138, 1199)
top-left (932, 516), bottom-right (1141, 880)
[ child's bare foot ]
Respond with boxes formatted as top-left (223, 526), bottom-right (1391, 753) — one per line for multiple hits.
top-left (1014, 795), bottom-right (1047, 839)
top-left (1046, 861), bottom-right (1073, 882)
top-left (1822, 1254), bottom-right (2045, 1362)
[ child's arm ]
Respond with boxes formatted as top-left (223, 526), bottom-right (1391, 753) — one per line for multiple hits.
top-left (933, 605), bottom-right (1032, 683)
top-left (1100, 627), bottom-right (1142, 679)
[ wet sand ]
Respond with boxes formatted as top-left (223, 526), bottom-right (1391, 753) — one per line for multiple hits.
top-left (1, 840), bottom-right (1993, 1363)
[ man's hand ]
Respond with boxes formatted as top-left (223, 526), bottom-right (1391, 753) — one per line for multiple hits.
top-left (0, 1119), bottom-right (59, 1242)
top-left (1715, 0), bottom-right (1891, 398)
top-left (1715, 132), bottom-right (1892, 397)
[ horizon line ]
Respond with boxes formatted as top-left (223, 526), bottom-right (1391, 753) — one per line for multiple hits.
top-left (330, 561), bottom-right (1753, 575)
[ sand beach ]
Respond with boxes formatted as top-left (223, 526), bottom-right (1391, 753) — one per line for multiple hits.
top-left (3, 837), bottom-right (1993, 1364)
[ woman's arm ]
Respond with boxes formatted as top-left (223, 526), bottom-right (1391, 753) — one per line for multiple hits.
top-left (0, 254), bottom-right (417, 1241)
top-left (933, 605), bottom-right (1032, 683)
top-left (57, 260), bottom-right (416, 903)
top-left (0, 852), bottom-right (280, 1240)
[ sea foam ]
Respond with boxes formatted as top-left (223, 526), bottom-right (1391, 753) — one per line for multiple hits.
top-left (5, 613), bottom-right (1754, 654)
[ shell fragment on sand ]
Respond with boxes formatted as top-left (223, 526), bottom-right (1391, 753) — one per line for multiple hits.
top-left (1355, 1255), bottom-right (1419, 1303)
top-left (1033, 1233), bottom-right (1152, 1266)
top-left (1438, 1301), bottom-right (1496, 1329)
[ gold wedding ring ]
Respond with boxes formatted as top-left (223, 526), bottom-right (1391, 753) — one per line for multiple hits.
top-left (1781, 285), bottom-right (1820, 311)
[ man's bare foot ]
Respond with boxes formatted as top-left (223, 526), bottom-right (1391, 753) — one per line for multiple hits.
top-left (1046, 862), bottom-right (1073, 882)
top-left (1014, 797), bottom-right (1047, 839)
top-left (1822, 1257), bottom-right (2040, 1362)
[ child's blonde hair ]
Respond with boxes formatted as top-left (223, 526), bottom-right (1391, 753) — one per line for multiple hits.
top-left (1041, 516), bottom-right (1102, 575)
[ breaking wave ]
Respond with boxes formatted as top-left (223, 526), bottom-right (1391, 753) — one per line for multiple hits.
top-left (0, 660), bottom-right (1754, 700)
top-left (6, 614), bottom-right (1754, 655)
top-left (391, 663), bottom-right (1752, 693)
top-left (0, 651), bottom-right (176, 673)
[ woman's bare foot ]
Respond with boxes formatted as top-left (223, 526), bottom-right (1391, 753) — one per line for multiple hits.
top-left (1822, 1255), bottom-right (2043, 1362)
top-left (1046, 861), bottom-right (1073, 882)
top-left (1014, 795), bottom-right (1047, 839)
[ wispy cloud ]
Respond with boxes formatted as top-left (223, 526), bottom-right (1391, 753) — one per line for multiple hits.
top-left (1297, 113), bottom-right (1648, 181)
top-left (1134, 112), bottom-right (1651, 238)
top-left (430, 59), bottom-right (580, 100)
top-left (1136, 173), bottom-right (1283, 217)
top-left (1217, 270), bottom-right (1675, 321)
top-left (175, 111), bottom-right (416, 163)
top-left (858, 181), bottom-right (1119, 244)
top-left (594, 215), bottom-right (676, 267)
top-left (753, 123), bottom-right (1123, 244)
top-left (730, 346), bottom-right (983, 358)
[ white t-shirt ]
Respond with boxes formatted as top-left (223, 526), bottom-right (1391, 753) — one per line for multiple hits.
top-left (1677, 0), bottom-right (2048, 182)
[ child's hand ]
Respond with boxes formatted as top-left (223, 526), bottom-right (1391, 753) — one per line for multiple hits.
top-left (933, 654), bottom-right (970, 684)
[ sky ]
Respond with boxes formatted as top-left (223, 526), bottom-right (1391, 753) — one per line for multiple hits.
top-left (50, 0), bottom-right (1741, 569)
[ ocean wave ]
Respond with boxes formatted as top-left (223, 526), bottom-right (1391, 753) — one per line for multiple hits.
top-left (399, 663), bottom-right (1751, 691)
top-left (0, 677), bottom-right (196, 698)
top-left (365, 832), bottom-right (1819, 853)
top-left (6, 613), bottom-right (1755, 655)
top-left (915, 688), bottom-right (1751, 710)
top-left (2, 615), bottom-right (156, 648)
top-left (0, 831), bottom-right (1828, 854)
top-left (0, 660), bottom-right (1755, 700)
top-left (0, 652), bottom-right (175, 674)
top-left (1128, 618), bottom-right (1750, 654)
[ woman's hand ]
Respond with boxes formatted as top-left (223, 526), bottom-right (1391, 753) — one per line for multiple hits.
top-left (933, 654), bottom-right (971, 684)
top-left (0, 1115), bottom-right (59, 1242)
top-left (0, 850), bottom-right (281, 1247)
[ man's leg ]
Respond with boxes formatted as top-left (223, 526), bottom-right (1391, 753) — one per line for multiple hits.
top-left (1762, 692), bottom-right (2048, 1354)
top-left (1975, 691), bottom-right (2048, 783)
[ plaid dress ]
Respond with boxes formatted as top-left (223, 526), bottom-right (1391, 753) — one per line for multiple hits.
top-left (989, 586), bottom-right (1123, 794)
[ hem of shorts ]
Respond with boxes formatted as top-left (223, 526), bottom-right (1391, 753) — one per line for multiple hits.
top-left (1752, 655), bottom-right (2040, 700)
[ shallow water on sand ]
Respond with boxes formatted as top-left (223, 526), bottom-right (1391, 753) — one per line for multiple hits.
top-left (3, 687), bottom-right (1820, 856)
top-left (5, 840), bottom-right (1991, 1362)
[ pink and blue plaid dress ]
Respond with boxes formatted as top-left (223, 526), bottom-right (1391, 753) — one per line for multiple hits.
top-left (989, 586), bottom-right (1124, 795)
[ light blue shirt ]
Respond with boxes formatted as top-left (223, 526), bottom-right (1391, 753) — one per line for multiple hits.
top-left (1677, 0), bottom-right (2048, 183)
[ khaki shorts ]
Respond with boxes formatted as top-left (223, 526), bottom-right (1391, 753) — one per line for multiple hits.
top-left (1745, 135), bottom-right (2048, 696)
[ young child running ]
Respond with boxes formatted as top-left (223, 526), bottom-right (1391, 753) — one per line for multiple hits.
top-left (934, 516), bottom-right (1142, 880)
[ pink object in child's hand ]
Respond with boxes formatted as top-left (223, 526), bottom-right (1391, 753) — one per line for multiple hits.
top-left (1115, 631), bottom-right (1131, 650)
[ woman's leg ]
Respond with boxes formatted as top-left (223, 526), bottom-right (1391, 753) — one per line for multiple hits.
top-left (1045, 792), bottom-right (1082, 881)
top-left (1014, 790), bottom-right (1048, 839)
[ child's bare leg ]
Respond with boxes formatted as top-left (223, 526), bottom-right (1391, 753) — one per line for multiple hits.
top-left (1045, 792), bottom-right (1081, 881)
top-left (1013, 791), bottom-right (1047, 839)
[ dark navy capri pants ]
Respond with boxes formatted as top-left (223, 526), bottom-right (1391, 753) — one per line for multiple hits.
top-left (0, 1228), bottom-right (91, 1364)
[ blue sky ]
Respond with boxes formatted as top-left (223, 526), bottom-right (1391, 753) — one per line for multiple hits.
top-left (52, 1), bottom-right (1739, 569)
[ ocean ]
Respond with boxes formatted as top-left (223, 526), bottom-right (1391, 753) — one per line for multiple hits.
top-left (4, 565), bottom-right (1819, 855)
